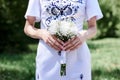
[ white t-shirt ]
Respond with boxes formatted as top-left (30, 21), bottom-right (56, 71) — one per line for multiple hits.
top-left (25, 0), bottom-right (103, 30)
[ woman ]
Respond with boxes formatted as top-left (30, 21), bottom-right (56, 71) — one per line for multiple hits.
top-left (24, 0), bottom-right (103, 80)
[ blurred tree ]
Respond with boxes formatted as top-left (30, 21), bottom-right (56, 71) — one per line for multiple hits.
top-left (97, 0), bottom-right (120, 38)
top-left (0, 0), bottom-right (120, 52)
top-left (0, 0), bottom-right (32, 53)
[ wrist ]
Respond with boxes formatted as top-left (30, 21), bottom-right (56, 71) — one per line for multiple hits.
top-left (38, 29), bottom-right (50, 40)
top-left (79, 30), bottom-right (88, 41)
top-left (38, 29), bottom-right (45, 39)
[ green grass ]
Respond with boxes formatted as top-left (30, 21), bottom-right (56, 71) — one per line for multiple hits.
top-left (0, 47), bottom-right (37, 80)
top-left (0, 38), bottom-right (120, 80)
top-left (88, 38), bottom-right (120, 80)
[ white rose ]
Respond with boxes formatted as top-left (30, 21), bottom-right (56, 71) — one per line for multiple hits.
top-left (59, 21), bottom-right (71, 36)
top-left (48, 20), bottom-right (59, 34)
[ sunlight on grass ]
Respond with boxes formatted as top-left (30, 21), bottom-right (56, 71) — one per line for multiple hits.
top-left (0, 38), bottom-right (120, 80)
top-left (0, 53), bottom-right (36, 80)
top-left (87, 38), bottom-right (120, 80)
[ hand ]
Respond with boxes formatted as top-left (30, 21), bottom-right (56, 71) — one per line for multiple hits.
top-left (63, 33), bottom-right (86, 51)
top-left (40, 29), bottom-right (64, 51)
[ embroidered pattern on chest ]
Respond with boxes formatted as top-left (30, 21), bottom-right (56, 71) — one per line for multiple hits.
top-left (44, 0), bottom-right (83, 26)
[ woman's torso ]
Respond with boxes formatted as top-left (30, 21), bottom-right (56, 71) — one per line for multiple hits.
top-left (40, 0), bottom-right (87, 30)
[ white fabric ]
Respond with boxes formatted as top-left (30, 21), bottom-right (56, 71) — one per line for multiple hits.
top-left (25, 0), bottom-right (41, 22)
top-left (25, 0), bottom-right (103, 80)
top-left (85, 0), bottom-right (103, 21)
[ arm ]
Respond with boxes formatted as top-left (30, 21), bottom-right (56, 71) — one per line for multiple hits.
top-left (24, 16), bottom-right (43, 39)
top-left (79, 16), bottom-right (97, 41)
top-left (24, 16), bottom-right (63, 51)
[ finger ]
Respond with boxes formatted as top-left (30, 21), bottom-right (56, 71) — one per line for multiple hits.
top-left (64, 37), bottom-right (79, 51)
top-left (44, 35), bottom-right (61, 51)
top-left (53, 41), bottom-right (63, 50)
top-left (69, 37), bottom-right (83, 51)
top-left (64, 37), bottom-right (76, 46)
top-left (64, 43), bottom-right (74, 51)
top-left (69, 41), bottom-right (82, 51)
top-left (53, 36), bottom-right (64, 45)
top-left (64, 41), bottom-right (78, 51)
top-left (47, 39), bottom-right (61, 51)
top-left (56, 38), bottom-right (64, 45)
top-left (49, 36), bottom-right (63, 50)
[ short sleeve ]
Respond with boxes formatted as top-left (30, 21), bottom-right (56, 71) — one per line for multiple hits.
top-left (24, 0), bottom-right (41, 22)
top-left (85, 0), bottom-right (103, 21)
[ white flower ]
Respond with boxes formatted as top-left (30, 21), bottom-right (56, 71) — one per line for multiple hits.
top-left (48, 19), bottom-right (78, 42)
top-left (48, 20), bottom-right (59, 34)
top-left (59, 21), bottom-right (71, 36)
top-left (69, 24), bottom-right (78, 36)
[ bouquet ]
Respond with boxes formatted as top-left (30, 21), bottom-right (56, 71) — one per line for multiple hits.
top-left (48, 19), bottom-right (78, 76)
top-left (48, 19), bottom-right (78, 42)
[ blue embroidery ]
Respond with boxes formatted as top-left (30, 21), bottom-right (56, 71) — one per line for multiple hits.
top-left (80, 74), bottom-right (83, 80)
top-left (78, 0), bottom-right (83, 4)
top-left (37, 74), bottom-right (39, 79)
top-left (45, 0), bottom-right (80, 26)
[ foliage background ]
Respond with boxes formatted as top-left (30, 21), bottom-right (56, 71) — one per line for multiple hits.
top-left (0, 0), bottom-right (30, 52)
top-left (98, 0), bottom-right (120, 38)
top-left (0, 0), bottom-right (120, 52)
top-left (0, 0), bottom-right (120, 80)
